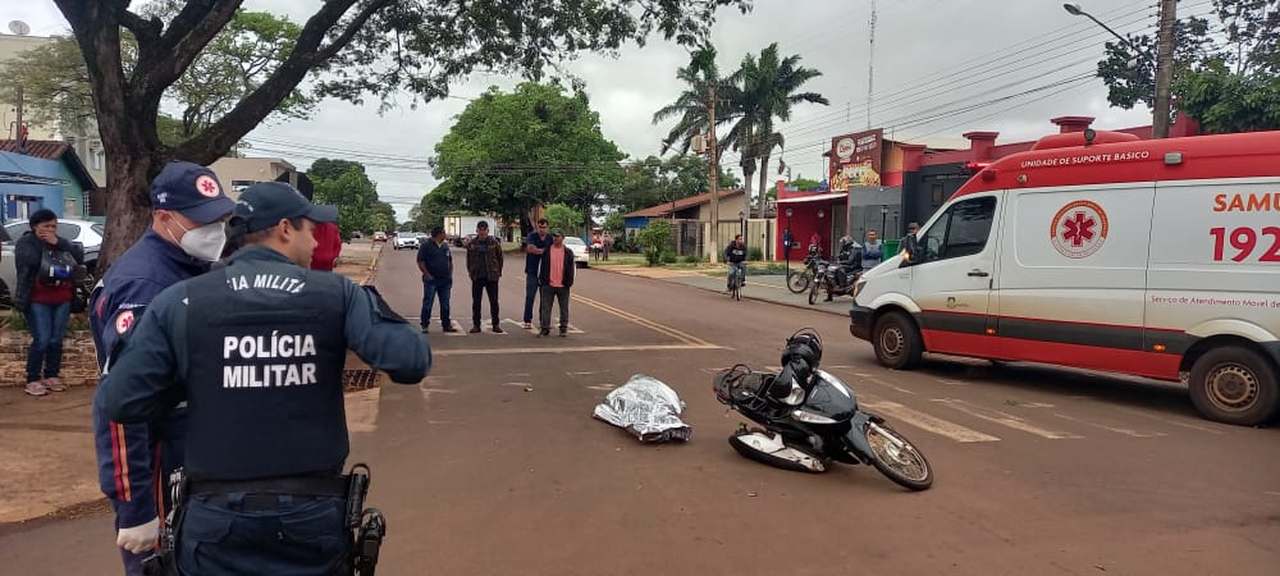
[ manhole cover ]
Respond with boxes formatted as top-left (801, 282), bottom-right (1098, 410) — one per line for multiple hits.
top-left (343, 369), bottom-right (381, 392)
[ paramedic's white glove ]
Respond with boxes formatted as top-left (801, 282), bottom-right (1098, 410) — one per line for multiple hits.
top-left (116, 516), bottom-right (159, 554)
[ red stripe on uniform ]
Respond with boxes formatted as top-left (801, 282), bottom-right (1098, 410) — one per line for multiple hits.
top-left (113, 422), bottom-right (132, 501)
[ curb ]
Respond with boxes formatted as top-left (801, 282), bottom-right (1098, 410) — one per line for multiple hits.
top-left (592, 265), bottom-right (849, 319)
top-left (362, 243), bottom-right (386, 287)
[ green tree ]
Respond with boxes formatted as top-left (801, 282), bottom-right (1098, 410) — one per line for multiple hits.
top-left (636, 220), bottom-right (673, 266)
top-left (652, 46), bottom-right (737, 156)
top-left (408, 187), bottom-right (450, 233)
top-left (308, 158), bottom-right (367, 182)
top-left (728, 43), bottom-right (826, 216)
top-left (432, 83), bottom-right (624, 232)
top-left (43, 0), bottom-right (750, 269)
top-left (788, 177), bottom-right (822, 191)
top-left (611, 154), bottom-right (739, 213)
top-left (1096, 0), bottom-right (1278, 133)
top-left (313, 165), bottom-right (379, 242)
top-left (603, 212), bottom-right (625, 234)
top-left (544, 203), bottom-right (584, 237)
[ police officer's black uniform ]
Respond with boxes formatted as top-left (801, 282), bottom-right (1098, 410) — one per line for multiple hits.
top-left (101, 182), bottom-right (430, 575)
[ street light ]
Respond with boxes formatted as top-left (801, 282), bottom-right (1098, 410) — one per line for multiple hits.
top-left (880, 205), bottom-right (889, 241)
top-left (1063, 3), bottom-right (1150, 60)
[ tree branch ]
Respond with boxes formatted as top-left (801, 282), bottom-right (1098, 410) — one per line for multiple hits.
top-left (173, 0), bottom-right (385, 163)
top-left (141, 0), bottom-right (245, 101)
top-left (317, 0), bottom-right (395, 61)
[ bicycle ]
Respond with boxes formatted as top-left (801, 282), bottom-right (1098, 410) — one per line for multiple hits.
top-left (729, 264), bottom-right (745, 301)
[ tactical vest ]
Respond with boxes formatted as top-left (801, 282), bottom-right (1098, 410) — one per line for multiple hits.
top-left (182, 264), bottom-right (348, 481)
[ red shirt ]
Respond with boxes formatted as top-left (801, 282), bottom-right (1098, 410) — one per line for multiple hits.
top-left (549, 246), bottom-right (566, 288)
top-left (31, 278), bottom-right (73, 305)
top-left (311, 222), bottom-right (342, 271)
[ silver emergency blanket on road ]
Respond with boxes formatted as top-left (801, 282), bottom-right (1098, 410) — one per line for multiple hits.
top-left (593, 375), bottom-right (692, 443)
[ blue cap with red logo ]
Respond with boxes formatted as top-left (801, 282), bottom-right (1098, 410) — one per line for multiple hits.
top-left (149, 161), bottom-right (236, 225)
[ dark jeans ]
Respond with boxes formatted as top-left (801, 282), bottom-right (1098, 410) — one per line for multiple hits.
top-left (421, 277), bottom-right (452, 327)
top-left (522, 272), bottom-right (540, 324)
top-left (539, 286), bottom-right (570, 331)
top-left (23, 301), bottom-right (70, 382)
top-left (471, 279), bottom-right (500, 327)
top-left (178, 494), bottom-right (348, 575)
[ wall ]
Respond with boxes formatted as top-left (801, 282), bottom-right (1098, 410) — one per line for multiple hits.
top-left (209, 157), bottom-right (296, 198)
top-left (775, 201), bottom-right (842, 260)
top-left (1, 152), bottom-right (66, 220)
top-left (695, 193), bottom-right (747, 223)
top-left (0, 327), bottom-right (99, 387)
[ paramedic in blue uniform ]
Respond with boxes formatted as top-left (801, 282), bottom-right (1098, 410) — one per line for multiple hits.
top-left (89, 161), bottom-right (235, 575)
top-left (99, 181), bottom-right (430, 575)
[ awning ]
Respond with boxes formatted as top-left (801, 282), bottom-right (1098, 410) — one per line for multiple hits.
top-left (776, 192), bottom-right (848, 205)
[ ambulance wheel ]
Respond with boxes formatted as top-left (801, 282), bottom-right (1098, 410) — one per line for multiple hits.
top-left (1189, 346), bottom-right (1279, 426)
top-left (873, 311), bottom-right (922, 370)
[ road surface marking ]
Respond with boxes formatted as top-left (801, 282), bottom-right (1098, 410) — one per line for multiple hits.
top-left (1052, 413), bottom-right (1167, 438)
top-left (585, 385), bottom-right (615, 391)
top-left (434, 344), bottom-right (724, 356)
top-left (567, 370), bottom-right (605, 376)
top-left (1105, 405), bottom-right (1227, 436)
top-left (501, 382), bottom-right (532, 387)
top-left (932, 398), bottom-right (1084, 439)
top-left (572, 294), bottom-right (713, 346)
top-left (502, 318), bottom-right (586, 334)
top-left (858, 395), bottom-right (1000, 443)
top-left (1265, 492), bottom-right (1280, 497)
top-left (936, 378), bottom-right (969, 386)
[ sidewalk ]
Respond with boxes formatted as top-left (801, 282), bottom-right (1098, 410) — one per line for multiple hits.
top-left (599, 265), bottom-right (852, 317)
top-left (0, 241), bottom-right (388, 526)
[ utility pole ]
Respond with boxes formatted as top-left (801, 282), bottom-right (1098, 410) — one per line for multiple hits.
top-left (867, 0), bottom-right (877, 129)
top-left (1153, 0), bottom-right (1176, 138)
top-left (707, 81), bottom-right (720, 264)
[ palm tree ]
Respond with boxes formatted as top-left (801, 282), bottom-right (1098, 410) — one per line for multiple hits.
top-left (729, 44), bottom-right (828, 217)
top-left (652, 46), bottom-right (739, 156)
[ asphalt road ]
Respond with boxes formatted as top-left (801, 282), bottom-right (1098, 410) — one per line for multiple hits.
top-left (3, 247), bottom-right (1277, 575)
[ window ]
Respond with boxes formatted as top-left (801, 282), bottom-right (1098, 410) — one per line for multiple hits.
top-left (92, 224), bottom-right (105, 237)
top-left (916, 196), bottom-right (997, 262)
top-left (57, 222), bottom-right (82, 241)
top-left (930, 182), bottom-right (945, 206)
top-left (5, 222), bottom-right (27, 241)
top-left (92, 149), bottom-right (104, 171)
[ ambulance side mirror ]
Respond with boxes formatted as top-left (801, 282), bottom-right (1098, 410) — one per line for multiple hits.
top-left (900, 235), bottom-right (920, 266)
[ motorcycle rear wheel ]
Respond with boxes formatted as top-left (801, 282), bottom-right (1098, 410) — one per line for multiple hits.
top-left (786, 270), bottom-right (810, 294)
top-left (864, 421), bottom-right (933, 491)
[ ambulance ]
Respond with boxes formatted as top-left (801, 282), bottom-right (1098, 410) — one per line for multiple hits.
top-left (849, 129), bottom-right (1280, 426)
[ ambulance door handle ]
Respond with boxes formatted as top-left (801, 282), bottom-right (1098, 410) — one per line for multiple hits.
top-left (967, 269), bottom-right (989, 278)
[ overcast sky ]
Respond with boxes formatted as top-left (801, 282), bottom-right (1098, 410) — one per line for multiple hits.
top-left (9, 0), bottom-right (1185, 220)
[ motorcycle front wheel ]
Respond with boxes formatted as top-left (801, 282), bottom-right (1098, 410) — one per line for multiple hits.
top-left (786, 270), bottom-right (810, 294)
top-left (864, 421), bottom-right (933, 491)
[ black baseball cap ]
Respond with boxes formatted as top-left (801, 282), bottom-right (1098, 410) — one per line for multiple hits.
top-left (233, 181), bottom-right (338, 233)
top-left (150, 161), bottom-right (236, 224)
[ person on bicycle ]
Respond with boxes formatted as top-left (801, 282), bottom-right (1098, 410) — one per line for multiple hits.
top-left (725, 234), bottom-right (748, 291)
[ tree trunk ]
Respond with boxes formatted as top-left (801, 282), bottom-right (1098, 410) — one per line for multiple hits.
top-left (99, 146), bottom-right (161, 272)
top-left (740, 157), bottom-right (755, 219)
top-left (757, 151), bottom-right (771, 219)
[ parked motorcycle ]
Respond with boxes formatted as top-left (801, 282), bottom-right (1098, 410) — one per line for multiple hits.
top-left (713, 329), bottom-right (933, 491)
top-left (807, 259), bottom-right (859, 305)
top-left (786, 244), bottom-right (821, 294)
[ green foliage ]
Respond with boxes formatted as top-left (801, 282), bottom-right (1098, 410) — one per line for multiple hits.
top-left (1096, 0), bottom-right (1279, 132)
top-left (636, 220), bottom-right (673, 266)
top-left (788, 177), bottom-right (823, 191)
top-left (432, 83), bottom-right (625, 227)
top-left (308, 159), bottom-right (368, 183)
top-left (0, 7), bottom-right (314, 146)
top-left (748, 246), bottom-right (763, 261)
top-left (544, 203), bottom-right (583, 236)
top-left (407, 187), bottom-right (451, 233)
top-left (613, 154), bottom-right (739, 213)
top-left (311, 162), bottom-right (397, 241)
top-left (603, 212), bottom-right (625, 234)
top-left (682, 254), bottom-right (702, 264)
top-left (661, 252), bottom-right (678, 264)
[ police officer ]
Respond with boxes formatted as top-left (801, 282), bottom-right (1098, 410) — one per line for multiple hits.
top-left (100, 181), bottom-right (430, 575)
top-left (89, 161), bottom-right (235, 575)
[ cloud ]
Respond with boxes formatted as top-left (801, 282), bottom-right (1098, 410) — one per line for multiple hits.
top-left (21, 0), bottom-right (1172, 220)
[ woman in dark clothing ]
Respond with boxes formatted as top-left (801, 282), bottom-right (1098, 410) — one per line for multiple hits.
top-left (13, 209), bottom-right (84, 396)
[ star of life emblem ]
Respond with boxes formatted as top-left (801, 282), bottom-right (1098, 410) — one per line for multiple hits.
top-left (1050, 200), bottom-right (1108, 259)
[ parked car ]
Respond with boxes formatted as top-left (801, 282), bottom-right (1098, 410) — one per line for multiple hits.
top-left (1, 217), bottom-right (103, 309)
top-left (393, 235), bottom-right (420, 250)
top-left (372, 231), bottom-right (388, 243)
top-left (562, 236), bottom-right (590, 268)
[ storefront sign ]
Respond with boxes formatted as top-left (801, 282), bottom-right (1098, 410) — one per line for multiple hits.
top-left (830, 129), bottom-right (882, 192)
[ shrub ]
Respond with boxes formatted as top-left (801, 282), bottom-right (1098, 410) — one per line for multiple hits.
top-left (636, 220), bottom-right (673, 267)
top-left (661, 252), bottom-right (678, 264)
top-left (748, 247), bottom-right (764, 261)
top-left (682, 255), bottom-right (701, 264)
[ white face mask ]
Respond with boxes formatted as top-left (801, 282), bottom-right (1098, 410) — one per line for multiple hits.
top-left (168, 219), bottom-right (227, 262)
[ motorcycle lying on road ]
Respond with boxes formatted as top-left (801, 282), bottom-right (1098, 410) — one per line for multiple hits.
top-left (807, 260), bottom-right (860, 305)
top-left (713, 329), bottom-right (934, 491)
